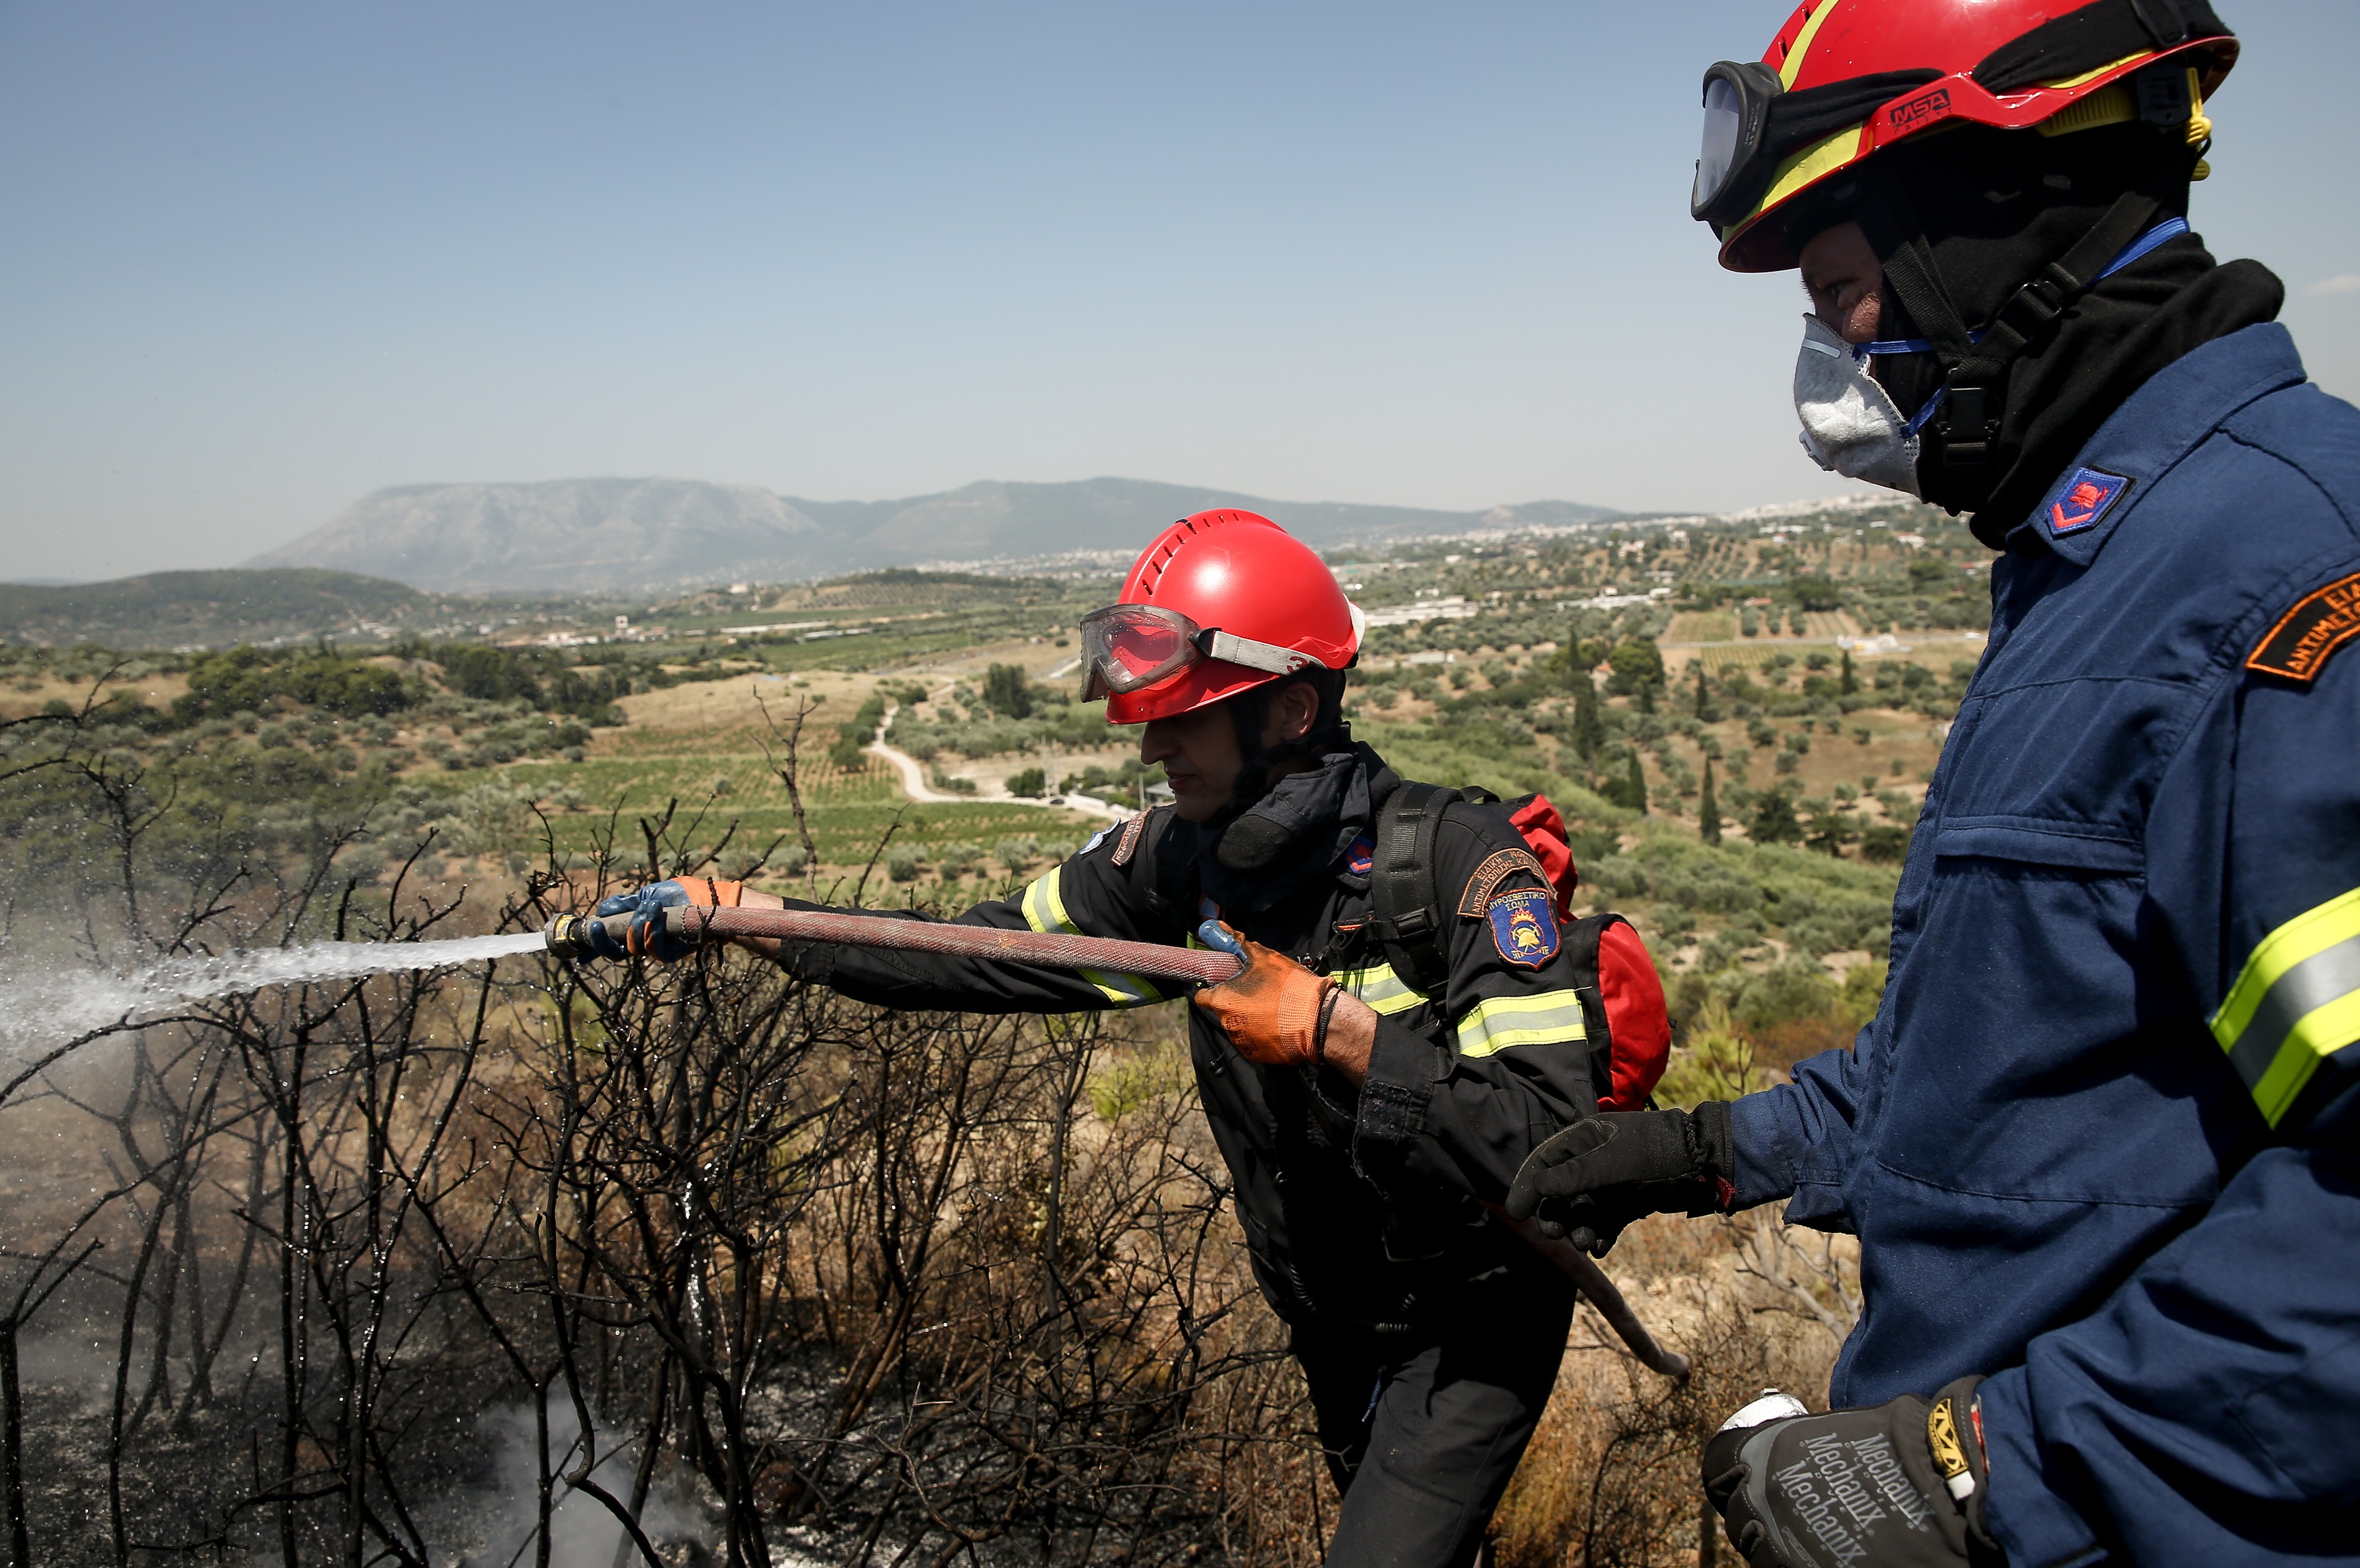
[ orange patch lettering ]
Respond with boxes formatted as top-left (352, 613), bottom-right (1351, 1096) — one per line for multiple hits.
top-left (2248, 571), bottom-right (2360, 683)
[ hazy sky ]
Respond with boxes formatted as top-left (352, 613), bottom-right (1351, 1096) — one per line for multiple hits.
top-left (3, 1), bottom-right (2355, 582)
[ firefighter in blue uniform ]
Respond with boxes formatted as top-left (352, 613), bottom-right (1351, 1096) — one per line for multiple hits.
top-left (1507, 3), bottom-right (2360, 1565)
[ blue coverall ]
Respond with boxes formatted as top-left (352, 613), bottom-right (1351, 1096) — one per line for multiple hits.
top-left (1729, 323), bottom-right (2360, 1567)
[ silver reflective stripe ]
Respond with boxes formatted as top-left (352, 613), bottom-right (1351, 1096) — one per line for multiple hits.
top-left (1330, 963), bottom-right (1428, 1018)
top-left (2226, 931), bottom-right (2360, 1093)
top-left (1454, 991), bottom-right (1588, 1060)
top-left (2209, 887), bottom-right (2360, 1126)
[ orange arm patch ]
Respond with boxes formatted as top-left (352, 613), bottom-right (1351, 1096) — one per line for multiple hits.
top-left (2249, 570), bottom-right (2360, 683)
top-left (1456, 847), bottom-right (1551, 918)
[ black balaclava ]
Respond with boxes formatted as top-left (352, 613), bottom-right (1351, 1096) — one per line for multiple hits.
top-left (1188, 671), bottom-right (1379, 913)
top-left (1791, 109), bottom-right (2283, 545)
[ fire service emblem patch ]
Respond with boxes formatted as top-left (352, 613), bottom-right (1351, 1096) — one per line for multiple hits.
top-left (2047, 466), bottom-right (2131, 536)
top-left (1486, 887), bottom-right (1561, 969)
top-left (2248, 570), bottom-right (2360, 683)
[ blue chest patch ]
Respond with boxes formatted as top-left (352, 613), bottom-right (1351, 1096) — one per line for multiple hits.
top-left (2046, 466), bottom-right (2132, 536)
top-left (1486, 887), bottom-right (1560, 969)
top-left (1345, 833), bottom-right (1374, 877)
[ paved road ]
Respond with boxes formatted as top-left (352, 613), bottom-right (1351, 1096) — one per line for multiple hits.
top-left (867, 707), bottom-right (1129, 821)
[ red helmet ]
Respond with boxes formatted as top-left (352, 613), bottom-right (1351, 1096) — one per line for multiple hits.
top-left (1081, 510), bottom-right (1362, 725)
top-left (1695, 0), bottom-right (2236, 272)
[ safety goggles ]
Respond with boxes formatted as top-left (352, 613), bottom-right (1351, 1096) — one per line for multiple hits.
top-left (1691, 60), bottom-right (1787, 227)
top-left (1077, 604), bottom-right (1328, 703)
top-left (1689, 59), bottom-right (1954, 229)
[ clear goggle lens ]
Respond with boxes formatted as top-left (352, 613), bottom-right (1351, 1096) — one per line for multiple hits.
top-left (1695, 74), bottom-right (1745, 211)
top-left (1079, 605), bottom-right (1202, 701)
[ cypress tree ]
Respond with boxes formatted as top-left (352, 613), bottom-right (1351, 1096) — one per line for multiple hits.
top-left (1572, 676), bottom-right (1602, 764)
top-left (1699, 757), bottom-right (1721, 845)
top-left (1625, 751), bottom-right (1649, 816)
top-left (1695, 661), bottom-right (1710, 719)
top-left (1840, 647), bottom-right (1858, 696)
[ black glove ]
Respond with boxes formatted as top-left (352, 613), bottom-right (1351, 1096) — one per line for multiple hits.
top-left (1500, 1103), bottom-right (1735, 1256)
top-left (1701, 1379), bottom-right (2002, 1568)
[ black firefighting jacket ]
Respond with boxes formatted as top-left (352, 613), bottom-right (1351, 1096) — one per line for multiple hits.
top-left (773, 744), bottom-right (1595, 1332)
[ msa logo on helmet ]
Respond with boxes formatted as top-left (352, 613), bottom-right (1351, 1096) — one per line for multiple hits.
top-left (2048, 467), bottom-right (2131, 536)
top-left (1889, 87), bottom-right (1952, 130)
top-left (1486, 887), bottom-right (1561, 969)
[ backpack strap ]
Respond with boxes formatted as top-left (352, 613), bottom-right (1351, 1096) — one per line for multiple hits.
top-left (1371, 781), bottom-right (1462, 997)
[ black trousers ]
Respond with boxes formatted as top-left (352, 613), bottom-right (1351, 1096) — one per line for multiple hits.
top-left (1294, 1278), bottom-right (1576, 1568)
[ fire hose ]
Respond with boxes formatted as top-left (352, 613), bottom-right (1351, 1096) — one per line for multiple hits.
top-left (544, 903), bottom-right (1691, 1378)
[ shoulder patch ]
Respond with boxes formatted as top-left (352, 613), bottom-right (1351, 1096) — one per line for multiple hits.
top-left (1486, 886), bottom-right (1561, 969)
top-left (1458, 846), bottom-right (1550, 917)
top-left (1344, 833), bottom-right (1374, 877)
top-left (1109, 811), bottom-right (1150, 867)
top-left (2248, 570), bottom-right (2360, 683)
top-left (2046, 466), bottom-right (2131, 536)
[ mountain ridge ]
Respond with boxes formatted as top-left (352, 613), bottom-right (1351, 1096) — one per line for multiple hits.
top-left (245, 476), bottom-right (1624, 593)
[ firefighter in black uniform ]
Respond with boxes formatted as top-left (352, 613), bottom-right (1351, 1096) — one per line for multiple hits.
top-left (589, 510), bottom-right (1603, 1568)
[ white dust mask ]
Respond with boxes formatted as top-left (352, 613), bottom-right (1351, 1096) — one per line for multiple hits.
top-left (1793, 313), bottom-right (1924, 496)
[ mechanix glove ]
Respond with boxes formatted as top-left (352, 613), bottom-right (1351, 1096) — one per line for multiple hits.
top-left (1702, 1379), bottom-right (2002, 1568)
top-left (1500, 1103), bottom-right (1735, 1256)
top-left (1191, 921), bottom-right (1341, 1070)
top-left (582, 877), bottom-right (744, 962)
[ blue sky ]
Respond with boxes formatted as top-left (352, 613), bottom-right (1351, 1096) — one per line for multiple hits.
top-left (2, 1), bottom-right (2353, 582)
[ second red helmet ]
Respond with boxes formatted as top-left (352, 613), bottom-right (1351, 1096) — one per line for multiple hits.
top-left (1081, 510), bottom-right (1363, 725)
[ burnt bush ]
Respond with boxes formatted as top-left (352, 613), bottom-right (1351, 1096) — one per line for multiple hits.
top-left (0, 699), bottom-right (1329, 1567)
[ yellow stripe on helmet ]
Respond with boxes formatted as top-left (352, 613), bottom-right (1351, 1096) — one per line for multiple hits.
top-left (1777, 0), bottom-right (1842, 91)
top-left (1725, 121), bottom-right (1872, 240)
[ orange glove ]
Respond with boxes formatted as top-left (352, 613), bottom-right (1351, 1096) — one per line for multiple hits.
top-left (1191, 922), bottom-right (1340, 1068)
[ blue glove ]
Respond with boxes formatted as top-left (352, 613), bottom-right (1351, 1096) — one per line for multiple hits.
top-left (585, 877), bottom-right (742, 962)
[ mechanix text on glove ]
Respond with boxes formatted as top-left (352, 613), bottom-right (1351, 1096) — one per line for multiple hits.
top-left (1701, 1379), bottom-right (1999, 1568)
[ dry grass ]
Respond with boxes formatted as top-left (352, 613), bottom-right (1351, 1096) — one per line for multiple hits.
top-left (1490, 1213), bottom-right (1855, 1568)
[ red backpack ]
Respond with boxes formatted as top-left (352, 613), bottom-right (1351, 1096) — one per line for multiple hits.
top-left (1370, 785), bottom-right (1671, 1112)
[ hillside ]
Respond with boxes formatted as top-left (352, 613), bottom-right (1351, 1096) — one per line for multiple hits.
top-left (246, 475), bottom-right (1622, 593)
top-left (0, 568), bottom-right (493, 650)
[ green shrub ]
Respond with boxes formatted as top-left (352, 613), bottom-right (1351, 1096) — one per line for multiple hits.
top-left (1008, 767), bottom-right (1047, 797)
top-left (983, 663), bottom-right (1034, 719)
top-left (1861, 823), bottom-right (1912, 862)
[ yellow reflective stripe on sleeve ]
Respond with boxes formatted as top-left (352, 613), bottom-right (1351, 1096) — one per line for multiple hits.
top-left (2210, 887), bottom-right (2360, 1126)
top-left (1329, 962), bottom-right (1429, 1018)
top-left (1018, 867), bottom-right (1164, 1010)
top-left (1453, 990), bottom-right (1588, 1060)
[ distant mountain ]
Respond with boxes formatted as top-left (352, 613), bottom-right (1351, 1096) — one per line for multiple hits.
top-left (244, 478), bottom-right (823, 596)
top-left (247, 476), bottom-right (1622, 593)
top-left (0, 568), bottom-right (498, 651)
